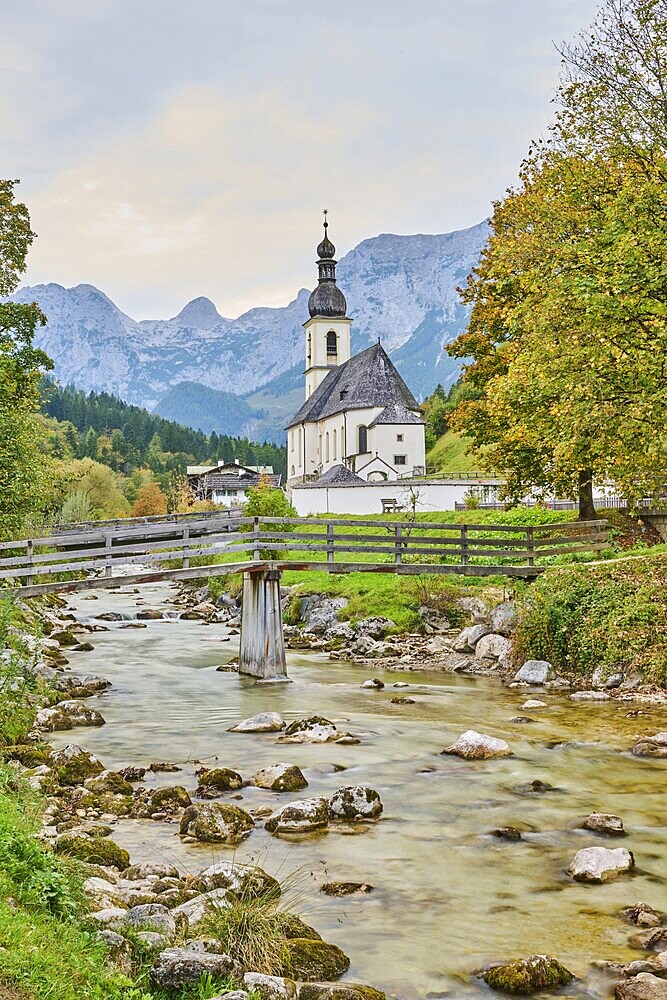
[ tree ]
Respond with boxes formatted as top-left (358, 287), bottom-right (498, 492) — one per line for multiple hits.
top-left (448, 1), bottom-right (667, 518)
top-left (131, 482), bottom-right (168, 517)
top-left (243, 481), bottom-right (297, 559)
top-left (0, 180), bottom-right (53, 539)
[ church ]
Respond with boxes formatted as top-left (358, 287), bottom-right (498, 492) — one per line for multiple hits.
top-left (286, 219), bottom-right (426, 486)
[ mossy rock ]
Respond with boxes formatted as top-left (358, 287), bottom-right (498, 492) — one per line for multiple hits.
top-left (284, 716), bottom-right (334, 737)
top-left (298, 985), bottom-right (386, 1000)
top-left (482, 955), bottom-right (574, 995)
top-left (3, 742), bottom-right (52, 767)
top-left (84, 770), bottom-right (134, 796)
top-left (283, 938), bottom-right (350, 981)
top-left (197, 768), bottom-right (243, 796)
top-left (279, 913), bottom-right (322, 941)
top-left (51, 744), bottom-right (105, 785)
top-left (180, 802), bottom-right (254, 844)
top-left (55, 835), bottom-right (130, 870)
top-left (94, 792), bottom-right (135, 817)
top-left (150, 785), bottom-right (192, 810)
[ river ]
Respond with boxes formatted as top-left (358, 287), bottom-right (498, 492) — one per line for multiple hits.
top-left (50, 582), bottom-right (667, 999)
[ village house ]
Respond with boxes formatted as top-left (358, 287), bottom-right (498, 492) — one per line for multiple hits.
top-left (286, 219), bottom-right (426, 486)
top-left (186, 460), bottom-right (280, 508)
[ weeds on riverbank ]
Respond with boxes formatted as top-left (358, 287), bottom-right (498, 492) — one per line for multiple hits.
top-left (514, 553), bottom-right (667, 684)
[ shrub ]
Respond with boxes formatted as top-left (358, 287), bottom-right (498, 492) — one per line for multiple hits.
top-left (131, 482), bottom-right (168, 517)
top-left (514, 554), bottom-right (667, 684)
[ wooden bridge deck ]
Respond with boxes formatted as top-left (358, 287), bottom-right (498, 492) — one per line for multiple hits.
top-left (0, 514), bottom-right (609, 598)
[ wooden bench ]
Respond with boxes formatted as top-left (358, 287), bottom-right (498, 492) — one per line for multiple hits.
top-left (381, 499), bottom-right (400, 513)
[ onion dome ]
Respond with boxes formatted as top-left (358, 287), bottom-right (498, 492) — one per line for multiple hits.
top-left (308, 217), bottom-right (347, 318)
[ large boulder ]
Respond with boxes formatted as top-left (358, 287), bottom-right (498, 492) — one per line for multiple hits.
top-left (442, 730), bottom-right (512, 760)
top-left (354, 617), bottom-right (395, 640)
top-left (582, 812), bottom-right (625, 836)
top-left (36, 700), bottom-right (105, 731)
top-left (197, 768), bottom-right (244, 797)
top-left (55, 835), bottom-right (129, 870)
top-left (265, 798), bottom-right (330, 835)
top-left (632, 733), bottom-right (667, 758)
top-left (243, 973), bottom-right (297, 999)
top-left (568, 846), bottom-right (634, 882)
top-left (304, 597), bottom-right (349, 635)
top-left (84, 770), bottom-right (134, 796)
top-left (615, 974), bottom-right (667, 1000)
top-left (328, 786), bottom-right (383, 821)
top-left (180, 803), bottom-right (254, 844)
top-left (513, 660), bottom-right (554, 685)
top-left (229, 712), bottom-right (285, 733)
top-left (50, 743), bottom-right (105, 784)
top-left (253, 764), bottom-right (308, 792)
top-left (284, 939), bottom-right (350, 981)
top-left (490, 602), bottom-right (518, 636)
top-left (279, 717), bottom-right (339, 744)
top-left (482, 955), bottom-right (573, 995)
top-left (196, 861), bottom-right (279, 899)
top-left (475, 634), bottom-right (512, 662)
top-left (149, 947), bottom-right (234, 988)
top-left (120, 903), bottom-right (177, 938)
top-left (452, 624), bottom-right (492, 653)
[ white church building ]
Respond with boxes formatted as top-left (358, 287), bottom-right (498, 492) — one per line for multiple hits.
top-left (286, 220), bottom-right (426, 486)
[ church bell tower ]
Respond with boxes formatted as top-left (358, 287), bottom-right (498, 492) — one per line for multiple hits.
top-left (303, 213), bottom-right (351, 398)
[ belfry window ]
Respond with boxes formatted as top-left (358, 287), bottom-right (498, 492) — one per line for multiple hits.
top-left (326, 331), bottom-right (337, 356)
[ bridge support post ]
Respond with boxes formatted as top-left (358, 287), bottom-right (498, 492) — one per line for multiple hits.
top-left (239, 569), bottom-right (288, 680)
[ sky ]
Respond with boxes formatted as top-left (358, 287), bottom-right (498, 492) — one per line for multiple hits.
top-left (3, 0), bottom-right (600, 320)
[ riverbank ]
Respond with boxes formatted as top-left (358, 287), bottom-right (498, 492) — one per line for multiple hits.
top-left (2, 583), bottom-right (666, 999)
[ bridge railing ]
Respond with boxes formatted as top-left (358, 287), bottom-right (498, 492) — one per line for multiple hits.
top-left (0, 516), bottom-right (609, 593)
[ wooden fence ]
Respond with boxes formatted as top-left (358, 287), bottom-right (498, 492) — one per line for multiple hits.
top-left (0, 516), bottom-right (609, 597)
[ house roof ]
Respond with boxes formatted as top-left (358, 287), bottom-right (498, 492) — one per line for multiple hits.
top-left (287, 343), bottom-right (422, 429)
top-left (314, 464), bottom-right (365, 485)
top-left (368, 402), bottom-right (424, 427)
top-left (201, 472), bottom-right (281, 490)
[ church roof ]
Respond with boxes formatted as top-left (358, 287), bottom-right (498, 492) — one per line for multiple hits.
top-left (314, 464), bottom-right (365, 485)
top-left (368, 401), bottom-right (425, 427)
top-left (287, 342), bottom-right (422, 428)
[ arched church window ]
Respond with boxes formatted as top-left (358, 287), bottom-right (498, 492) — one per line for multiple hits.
top-left (333, 428), bottom-right (337, 460)
top-left (325, 432), bottom-right (330, 462)
top-left (358, 424), bottom-right (367, 454)
top-left (326, 331), bottom-right (337, 356)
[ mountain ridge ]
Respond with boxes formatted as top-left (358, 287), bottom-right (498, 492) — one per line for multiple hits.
top-left (14, 220), bottom-right (489, 441)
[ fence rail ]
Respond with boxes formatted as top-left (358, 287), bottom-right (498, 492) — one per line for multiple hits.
top-left (454, 497), bottom-right (661, 512)
top-left (0, 515), bottom-right (609, 597)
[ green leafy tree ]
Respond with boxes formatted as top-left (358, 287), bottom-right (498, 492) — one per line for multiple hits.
top-left (243, 478), bottom-right (297, 559)
top-left (0, 180), bottom-right (53, 539)
top-left (448, 0), bottom-right (667, 518)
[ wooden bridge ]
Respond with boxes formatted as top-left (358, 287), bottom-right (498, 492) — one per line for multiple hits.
top-left (0, 513), bottom-right (608, 680)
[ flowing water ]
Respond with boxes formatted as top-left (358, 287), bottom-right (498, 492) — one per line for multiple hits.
top-left (51, 583), bottom-right (667, 999)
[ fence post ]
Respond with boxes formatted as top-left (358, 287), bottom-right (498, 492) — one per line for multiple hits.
top-left (395, 524), bottom-right (403, 565)
top-left (326, 523), bottom-right (335, 564)
top-left (182, 524), bottom-right (190, 569)
top-left (460, 525), bottom-right (469, 566)
top-left (104, 534), bottom-right (113, 578)
top-left (26, 539), bottom-right (34, 587)
top-left (526, 526), bottom-right (535, 567)
top-left (253, 517), bottom-right (260, 561)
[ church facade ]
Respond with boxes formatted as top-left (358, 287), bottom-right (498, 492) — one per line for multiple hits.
top-left (286, 221), bottom-right (425, 485)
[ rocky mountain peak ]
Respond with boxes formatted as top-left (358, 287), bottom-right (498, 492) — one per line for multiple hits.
top-left (173, 296), bottom-right (222, 329)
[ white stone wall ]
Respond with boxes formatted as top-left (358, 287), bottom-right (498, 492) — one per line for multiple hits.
top-left (291, 480), bottom-right (502, 516)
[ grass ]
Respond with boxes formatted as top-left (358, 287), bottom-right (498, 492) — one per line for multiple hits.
top-left (426, 430), bottom-right (489, 474)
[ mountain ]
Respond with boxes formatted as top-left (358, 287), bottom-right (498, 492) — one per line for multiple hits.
top-left (14, 219), bottom-right (489, 440)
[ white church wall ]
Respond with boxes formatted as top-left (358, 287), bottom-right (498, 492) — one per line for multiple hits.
top-left (369, 423), bottom-right (425, 474)
top-left (291, 480), bottom-right (502, 516)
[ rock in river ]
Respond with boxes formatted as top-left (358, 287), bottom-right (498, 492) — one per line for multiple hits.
top-left (297, 985), bottom-right (386, 1000)
top-left (283, 938), bottom-right (350, 981)
top-left (582, 812), bottom-right (625, 836)
top-left (632, 733), bottom-right (667, 758)
top-left (180, 802), bottom-right (254, 844)
top-left (481, 955), bottom-right (573, 995)
top-left (568, 846), bottom-right (634, 882)
top-left (615, 974), bottom-right (667, 1000)
top-left (265, 797), bottom-right (330, 835)
top-left (279, 717), bottom-right (340, 744)
top-left (442, 730), bottom-right (512, 760)
top-left (253, 763), bottom-right (308, 792)
top-left (320, 882), bottom-right (374, 896)
top-left (35, 700), bottom-right (105, 731)
top-left (197, 767), bottom-right (244, 797)
top-left (229, 712), bottom-right (285, 733)
top-left (149, 947), bottom-right (234, 988)
top-left (50, 743), bottom-right (105, 784)
top-left (513, 661), bottom-right (554, 685)
top-left (329, 786), bottom-right (383, 821)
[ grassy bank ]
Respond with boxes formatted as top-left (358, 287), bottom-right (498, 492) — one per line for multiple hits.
top-left (514, 552), bottom-right (667, 686)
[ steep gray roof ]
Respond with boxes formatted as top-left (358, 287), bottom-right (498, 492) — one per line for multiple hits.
top-left (314, 464), bottom-right (365, 485)
top-left (368, 402), bottom-right (424, 427)
top-left (287, 343), bottom-right (422, 428)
